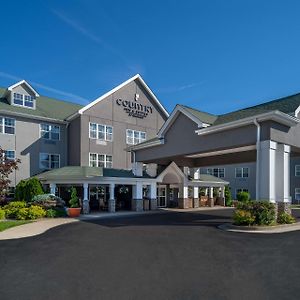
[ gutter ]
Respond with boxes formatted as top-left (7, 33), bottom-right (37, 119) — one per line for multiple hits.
top-left (195, 110), bottom-right (300, 136)
top-left (126, 138), bottom-right (164, 152)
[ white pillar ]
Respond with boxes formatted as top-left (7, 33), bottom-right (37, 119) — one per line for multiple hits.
top-left (50, 183), bottom-right (56, 195)
top-left (149, 182), bottom-right (157, 210)
top-left (193, 168), bottom-right (200, 202)
top-left (209, 187), bottom-right (214, 198)
top-left (82, 183), bottom-right (89, 214)
top-left (258, 140), bottom-right (277, 202)
top-left (276, 144), bottom-right (291, 203)
top-left (221, 186), bottom-right (225, 198)
top-left (133, 182), bottom-right (143, 211)
top-left (109, 183), bottom-right (115, 213)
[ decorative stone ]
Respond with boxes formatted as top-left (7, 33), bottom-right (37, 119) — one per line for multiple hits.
top-left (208, 198), bottom-right (214, 207)
top-left (82, 200), bottom-right (90, 214)
top-left (150, 199), bottom-right (157, 210)
top-left (193, 198), bottom-right (199, 208)
top-left (132, 199), bottom-right (143, 212)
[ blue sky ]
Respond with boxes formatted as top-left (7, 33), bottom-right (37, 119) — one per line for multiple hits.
top-left (1, 0), bottom-right (300, 115)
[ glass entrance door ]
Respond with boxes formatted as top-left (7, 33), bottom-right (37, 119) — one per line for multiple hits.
top-left (157, 186), bottom-right (167, 207)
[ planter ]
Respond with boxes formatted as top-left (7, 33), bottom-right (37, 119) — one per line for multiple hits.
top-left (67, 207), bottom-right (81, 217)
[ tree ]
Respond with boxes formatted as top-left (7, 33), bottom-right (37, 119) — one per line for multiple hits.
top-left (15, 177), bottom-right (44, 202)
top-left (0, 147), bottom-right (21, 203)
top-left (69, 187), bottom-right (79, 208)
top-left (225, 186), bottom-right (232, 207)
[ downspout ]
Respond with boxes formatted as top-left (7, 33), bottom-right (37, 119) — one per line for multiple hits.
top-left (254, 119), bottom-right (260, 201)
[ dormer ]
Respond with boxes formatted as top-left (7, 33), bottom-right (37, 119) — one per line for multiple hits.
top-left (6, 80), bottom-right (39, 109)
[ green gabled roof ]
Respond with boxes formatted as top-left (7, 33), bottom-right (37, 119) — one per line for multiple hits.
top-left (178, 104), bottom-right (218, 125)
top-left (37, 166), bottom-right (151, 181)
top-left (0, 87), bottom-right (83, 121)
top-left (214, 92), bottom-right (300, 125)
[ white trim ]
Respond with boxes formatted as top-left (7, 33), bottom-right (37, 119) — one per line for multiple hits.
top-left (157, 105), bottom-right (206, 138)
top-left (126, 129), bottom-right (146, 145)
top-left (196, 110), bottom-right (300, 136)
top-left (295, 105), bottom-right (300, 117)
top-left (206, 167), bottom-right (225, 178)
top-left (4, 150), bottom-right (16, 160)
top-left (186, 145), bottom-right (256, 158)
top-left (78, 74), bottom-right (169, 117)
top-left (295, 188), bottom-right (300, 202)
top-left (156, 161), bottom-right (187, 183)
top-left (126, 138), bottom-right (164, 151)
top-left (89, 153), bottom-right (113, 168)
top-left (89, 122), bottom-right (113, 142)
top-left (40, 123), bottom-right (61, 141)
top-left (235, 167), bottom-right (249, 178)
top-left (0, 116), bottom-right (15, 135)
top-left (8, 80), bottom-right (39, 97)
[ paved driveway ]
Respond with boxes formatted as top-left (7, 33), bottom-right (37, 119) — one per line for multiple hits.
top-left (1, 209), bottom-right (300, 300)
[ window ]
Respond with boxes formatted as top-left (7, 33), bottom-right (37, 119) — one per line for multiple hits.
top-left (207, 168), bottom-right (225, 178)
top-left (89, 153), bottom-right (113, 168)
top-left (295, 188), bottom-right (300, 202)
top-left (40, 124), bottom-right (60, 140)
top-left (6, 187), bottom-right (15, 200)
top-left (235, 167), bottom-right (249, 178)
top-left (89, 123), bottom-right (113, 141)
top-left (0, 117), bottom-right (15, 134)
top-left (39, 153), bottom-right (60, 169)
top-left (126, 129), bottom-right (146, 145)
top-left (236, 188), bottom-right (249, 198)
top-left (13, 93), bottom-right (35, 108)
top-left (295, 165), bottom-right (300, 177)
top-left (4, 150), bottom-right (15, 160)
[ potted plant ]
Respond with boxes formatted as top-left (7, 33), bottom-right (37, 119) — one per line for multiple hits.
top-left (67, 187), bottom-right (81, 217)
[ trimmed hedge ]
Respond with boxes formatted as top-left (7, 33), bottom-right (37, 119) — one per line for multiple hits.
top-left (15, 177), bottom-right (44, 202)
top-left (236, 191), bottom-right (250, 202)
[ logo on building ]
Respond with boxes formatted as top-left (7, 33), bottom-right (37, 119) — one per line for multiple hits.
top-left (116, 94), bottom-right (153, 119)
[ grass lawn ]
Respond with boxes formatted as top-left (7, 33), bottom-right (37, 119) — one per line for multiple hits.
top-left (0, 220), bottom-right (31, 232)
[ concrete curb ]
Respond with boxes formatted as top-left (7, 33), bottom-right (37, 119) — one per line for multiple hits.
top-left (218, 222), bottom-right (300, 234)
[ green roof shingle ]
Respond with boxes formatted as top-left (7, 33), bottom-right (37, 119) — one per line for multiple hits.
top-left (0, 87), bottom-right (83, 121)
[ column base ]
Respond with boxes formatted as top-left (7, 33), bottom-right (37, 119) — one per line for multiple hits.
top-left (216, 197), bottom-right (225, 206)
top-left (193, 198), bottom-right (199, 208)
top-left (108, 199), bottom-right (116, 213)
top-left (277, 202), bottom-right (292, 215)
top-left (132, 199), bottom-right (143, 212)
top-left (178, 198), bottom-right (192, 209)
top-left (208, 198), bottom-right (214, 207)
top-left (150, 199), bottom-right (157, 210)
top-left (82, 199), bottom-right (90, 214)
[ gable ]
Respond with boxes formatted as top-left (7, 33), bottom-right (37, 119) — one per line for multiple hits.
top-left (81, 76), bottom-right (168, 129)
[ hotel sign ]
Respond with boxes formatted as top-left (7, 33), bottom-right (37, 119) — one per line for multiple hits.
top-left (116, 94), bottom-right (153, 119)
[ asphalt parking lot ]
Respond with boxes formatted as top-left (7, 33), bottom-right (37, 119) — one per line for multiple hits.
top-left (1, 208), bottom-right (300, 300)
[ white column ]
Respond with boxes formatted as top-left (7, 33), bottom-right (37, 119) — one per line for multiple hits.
top-left (258, 140), bottom-right (277, 202)
top-left (82, 183), bottom-right (89, 214)
top-left (133, 182), bottom-right (143, 211)
top-left (209, 187), bottom-right (214, 198)
top-left (109, 183), bottom-right (115, 213)
top-left (221, 186), bottom-right (225, 198)
top-left (183, 185), bottom-right (189, 199)
top-left (193, 168), bottom-right (200, 199)
top-left (276, 144), bottom-right (291, 202)
top-left (50, 183), bottom-right (56, 195)
top-left (149, 182), bottom-right (157, 210)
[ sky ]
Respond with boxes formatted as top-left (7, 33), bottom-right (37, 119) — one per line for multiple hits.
top-left (1, 0), bottom-right (300, 115)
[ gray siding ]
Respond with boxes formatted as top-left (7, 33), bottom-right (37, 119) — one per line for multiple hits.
top-left (0, 114), bottom-right (67, 187)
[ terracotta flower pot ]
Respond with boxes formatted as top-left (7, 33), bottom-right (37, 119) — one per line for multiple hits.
top-left (67, 207), bottom-right (81, 217)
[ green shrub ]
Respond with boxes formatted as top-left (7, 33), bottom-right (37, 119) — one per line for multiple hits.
top-left (69, 187), bottom-right (79, 208)
top-left (15, 177), bottom-right (44, 202)
top-left (15, 208), bottom-right (29, 220)
top-left (234, 200), bottom-right (276, 226)
top-left (277, 212), bottom-right (295, 224)
top-left (0, 208), bottom-right (5, 219)
top-left (30, 194), bottom-right (65, 209)
top-left (225, 186), bottom-right (232, 206)
top-left (46, 208), bottom-right (57, 218)
top-left (27, 205), bottom-right (46, 219)
top-left (4, 201), bottom-right (27, 219)
top-left (233, 209), bottom-right (255, 225)
top-left (237, 191), bottom-right (250, 202)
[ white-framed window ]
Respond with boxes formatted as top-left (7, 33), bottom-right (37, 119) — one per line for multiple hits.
top-left (89, 153), bottom-right (113, 168)
top-left (295, 165), bottom-right (300, 177)
top-left (40, 124), bottom-right (60, 141)
top-left (0, 117), bottom-right (15, 135)
top-left (295, 188), bottom-right (300, 201)
top-left (39, 153), bottom-right (60, 169)
top-left (126, 129), bottom-right (146, 145)
top-left (4, 150), bottom-right (15, 160)
top-left (13, 93), bottom-right (35, 108)
top-left (236, 188), bottom-right (249, 198)
top-left (235, 167), bottom-right (249, 178)
top-left (89, 123), bottom-right (113, 141)
top-left (207, 168), bottom-right (225, 178)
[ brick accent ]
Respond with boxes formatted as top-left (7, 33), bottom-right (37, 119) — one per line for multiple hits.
top-left (143, 199), bottom-right (150, 211)
top-left (193, 198), bottom-right (199, 208)
top-left (208, 198), bottom-right (214, 207)
top-left (150, 199), bottom-right (157, 210)
top-left (178, 198), bottom-right (192, 209)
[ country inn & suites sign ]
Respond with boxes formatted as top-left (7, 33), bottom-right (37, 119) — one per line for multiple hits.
top-left (116, 93), bottom-right (153, 119)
